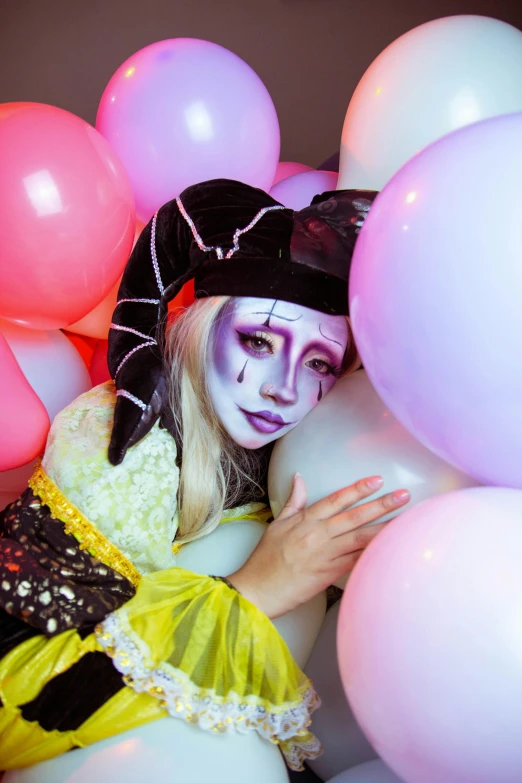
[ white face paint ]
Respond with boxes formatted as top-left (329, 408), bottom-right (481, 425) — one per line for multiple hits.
top-left (207, 297), bottom-right (349, 449)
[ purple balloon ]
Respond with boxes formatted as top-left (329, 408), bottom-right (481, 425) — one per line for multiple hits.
top-left (269, 169), bottom-right (338, 210)
top-left (338, 487), bottom-right (522, 783)
top-left (349, 113), bottom-right (522, 487)
top-left (272, 161), bottom-right (312, 185)
top-left (97, 39), bottom-right (280, 222)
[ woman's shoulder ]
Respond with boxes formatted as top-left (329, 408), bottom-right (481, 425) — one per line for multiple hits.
top-left (43, 381), bottom-right (131, 466)
top-left (41, 382), bottom-right (180, 574)
top-left (42, 380), bottom-right (178, 499)
top-left (44, 380), bottom-right (175, 457)
top-left (45, 380), bottom-right (119, 442)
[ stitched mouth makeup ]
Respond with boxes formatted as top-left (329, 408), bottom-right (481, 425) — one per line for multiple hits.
top-left (238, 407), bottom-right (295, 434)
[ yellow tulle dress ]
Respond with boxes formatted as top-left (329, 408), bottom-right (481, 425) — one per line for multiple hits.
top-left (0, 383), bottom-right (321, 771)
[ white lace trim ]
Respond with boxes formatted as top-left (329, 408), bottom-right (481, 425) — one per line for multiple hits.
top-left (281, 733), bottom-right (325, 771)
top-left (96, 612), bottom-right (322, 769)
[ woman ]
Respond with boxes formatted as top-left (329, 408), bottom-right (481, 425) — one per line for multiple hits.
top-left (0, 180), bottom-right (410, 781)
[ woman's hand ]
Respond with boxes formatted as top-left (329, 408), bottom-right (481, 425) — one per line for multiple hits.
top-left (227, 474), bottom-right (410, 618)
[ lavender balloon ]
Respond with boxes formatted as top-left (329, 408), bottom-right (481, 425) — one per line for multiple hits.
top-left (270, 169), bottom-right (338, 210)
top-left (338, 487), bottom-right (522, 783)
top-left (272, 161), bottom-right (312, 185)
top-left (97, 39), bottom-right (280, 222)
top-left (349, 113), bottom-right (522, 487)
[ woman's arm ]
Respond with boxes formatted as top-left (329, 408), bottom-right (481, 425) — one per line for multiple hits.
top-left (228, 473), bottom-right (410, 618)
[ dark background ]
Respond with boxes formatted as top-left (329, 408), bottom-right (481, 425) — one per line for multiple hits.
top-left (2, 0), bottom-right (522, 167)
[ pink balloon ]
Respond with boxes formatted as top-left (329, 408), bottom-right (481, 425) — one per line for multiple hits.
top-left (272, 161), bottom-right (312, 186)
top-left (0, 103), bottom-right (135, 331)
top-left (338, 487), bottom-right (522, 783)
top-left (0, 459), bottom-right (38, 510)
top-left (349, 113), bottom-right (522, 487)
top-left (269, 170), bottom-right (338, 210)
top-left (97, 39), bottom-right (280, 222)
top-left (0, 334), bottom-right (50, 471)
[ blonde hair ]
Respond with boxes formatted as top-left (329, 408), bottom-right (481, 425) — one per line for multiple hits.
top-left (165, 296), bottom-right (359, 543)
top-left (165, 297), bottom-right (264, 543)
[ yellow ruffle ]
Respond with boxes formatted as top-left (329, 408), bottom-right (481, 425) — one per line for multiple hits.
top-left (96, 567), bottom-right (322, 770)
top-left (28, 462), bottom-right (141, 588)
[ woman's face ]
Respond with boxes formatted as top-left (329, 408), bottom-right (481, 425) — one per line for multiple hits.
top-left (207, 297), bottom-right (349, 449)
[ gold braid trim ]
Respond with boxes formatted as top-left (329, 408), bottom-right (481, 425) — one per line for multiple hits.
top-left (28, 462), bottom-right (141, 588)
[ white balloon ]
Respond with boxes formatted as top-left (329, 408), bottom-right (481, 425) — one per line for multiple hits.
top-left (268, 371), bottom-right (478, 588)
top-left (0, 319), bottom-right (91, 423)
top-left (3, 716), bottom-right (290, 783)
top-left (327, 759), bottom-right (404, 783)
top-left (177, 518), bottom-right (326, 669)
top-left (338, 15), bottom-right (522, 191)
top-left (305, 603), bottom-right (377, 781)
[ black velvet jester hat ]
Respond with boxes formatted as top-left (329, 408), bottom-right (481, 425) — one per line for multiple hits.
top-left (108, 178), bottom-right (377, 465)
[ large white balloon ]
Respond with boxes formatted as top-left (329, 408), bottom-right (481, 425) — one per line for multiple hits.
top-left (338, 15), bottom-right (522, 191)
top-left (268, 371), bottom-right (478, 587)
top-left (305, 603), bottom-right (377, 780)
top-left (269, 370), bottom-right (478, 518)
top-left (327, 759), bottom-right (404, 783)
top-left (0, 319), bottom-right (91, 423)
top-left (3, 717), bottom-right (290, 783)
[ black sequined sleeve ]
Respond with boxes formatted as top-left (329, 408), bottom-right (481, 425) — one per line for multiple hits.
top-left (0, 488), bottom-right (135, 638)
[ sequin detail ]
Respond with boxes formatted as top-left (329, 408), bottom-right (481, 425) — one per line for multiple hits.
top-left (115, 342), bottom-right (156, 378)
top-left (150, 211), bottom-right (165, 295)
top-left (28, 463), bottom-right (141, 588)
top-left (116, 298), bottom-right (161, 306)
top-left (226, 206), bottom-right (285, 259)
top-left (0, 488), bottom-right (135, 635)
top-left (176, 196), bottom-right (285, 260)
top-left (115, 389), bottom-right (147, 411)
top-left (109, 323), bottom-right (156, 342)
top-left (97, 612), bottom-right (322, 770)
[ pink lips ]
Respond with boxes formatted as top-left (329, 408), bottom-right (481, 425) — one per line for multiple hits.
top-left (238, 407), bottom-right (293, 434)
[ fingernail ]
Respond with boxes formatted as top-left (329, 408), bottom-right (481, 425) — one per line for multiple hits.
top-left (392, 489), bottom-right (410, 505)
top-left (294, 472), bottom-right (301, 480)
top-left (366, 476), bottom-right (384, 490)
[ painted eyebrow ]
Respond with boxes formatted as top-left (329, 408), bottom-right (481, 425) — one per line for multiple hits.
top-left (249, 299), bottom-right (303, 325)
top-left (318, 323), bottom-right (344, 348)
top-left (250, 311), bottom-right (304, 322)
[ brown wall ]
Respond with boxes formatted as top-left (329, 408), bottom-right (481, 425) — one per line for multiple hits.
top-left (1, 0), bottom-right (522, 166)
